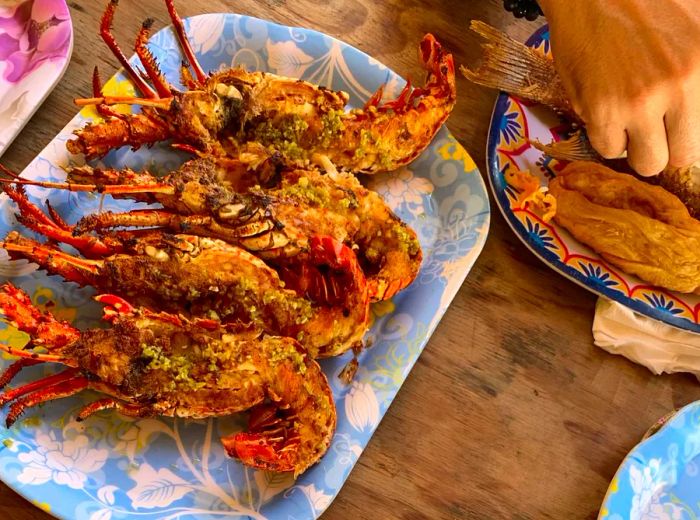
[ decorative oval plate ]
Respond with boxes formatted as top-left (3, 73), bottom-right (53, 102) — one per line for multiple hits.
top-left (600, 401), bottom-right (700, 519)
top-left (486, 25), bottom-right (700, 333)
top-left (0, 11), bottom-right (490, 520)
top-left (0, 0), bottom-right (73, 157)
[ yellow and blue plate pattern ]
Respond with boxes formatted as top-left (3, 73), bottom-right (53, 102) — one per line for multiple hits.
top-left (487, 25), bottom-right (700, 332)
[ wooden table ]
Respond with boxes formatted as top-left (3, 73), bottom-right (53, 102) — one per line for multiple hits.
top-left (2, 1), bottom-right (699, 518)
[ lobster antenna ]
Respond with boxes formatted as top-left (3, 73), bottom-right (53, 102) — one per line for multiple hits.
top-left (165, 0), bottom-right (207, 84)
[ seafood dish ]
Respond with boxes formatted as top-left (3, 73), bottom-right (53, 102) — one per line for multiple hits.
top-left (545, 162), bottom-right (700, 294)
top-left (0, 283), bottom-right (334, 477)
top-left (69, 0), bottom-right (456, 174)
top-left (0, 0), bottom-right (457, 476)
top-left (465, 21), bottom-right (700, 297)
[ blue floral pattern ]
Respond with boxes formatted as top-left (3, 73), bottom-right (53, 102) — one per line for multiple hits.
top-left (602, 401), bottom-right (700, 519)
top-left (644, 294), bottom-right (684, 316)
top-left (526, 218), bottom-right (556, 251)
top-left (579, 262), bottom-right (618, 289)
top-left (499, 107), bottom-right (522, 144)
top-left (0, 12), bottom-right (490, 520)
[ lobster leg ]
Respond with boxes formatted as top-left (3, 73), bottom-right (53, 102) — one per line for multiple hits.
top-left (0, 176), bottom-right (176, 196)
top-left (68, 165), bottom-right (160, 186)
top-left (179, 61), bottom-right (199, 91)
top-left (0, 283), bottom-right (79, 359)
top-left (14, 213), bottom-right (123, 259)
top-left (74, 95), bottom-right (173, 109)
top-left (0, 345), bottom-right (64, 364)
top-left (135, 19), bottom-right (173, 98)
top-left (45, 200), bottom-right (72, 232)
top-left (381, 77), bottom-right (413, 111)
top-left (363, 84), bottom-right (384, 110)
top-left (94, 294), bottom-right (136, 321)
top-left (0, 184), bottom-right (125, 258)
top-left (171, 143), bottom-right (201, 155)
top-left (75, 209), bottom-right (212, 233)
top-left (1, 234), bottom-right (102, 286)
top-left (0, 177), bottom-right (58, 231)
top-left (99, 0), bottom-right (157, 98)
top-left (74, 210), bottom-right (285, 252)
top-left (77, 397), bottom-right (152, 421)
top-left (0, 369), bottom-right (80, 406)
top-left (164, 0), bottom-right (207, 84)
top-left (0, 359), bottom-right (41, 390)
top-left (1, 182), bottom-right (90, 249)
top-left (5, 377), bottom-right (89, 427)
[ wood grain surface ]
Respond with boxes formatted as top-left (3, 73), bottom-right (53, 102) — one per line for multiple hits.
top-left (2, 1), bottom-right (698, 519)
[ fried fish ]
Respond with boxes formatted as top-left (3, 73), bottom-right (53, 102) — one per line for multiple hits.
top-left (549, 162), bottom-right (700, 294)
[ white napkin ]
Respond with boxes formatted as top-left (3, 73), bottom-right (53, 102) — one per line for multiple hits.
top-left (593, 297), bottom-right (700, 379)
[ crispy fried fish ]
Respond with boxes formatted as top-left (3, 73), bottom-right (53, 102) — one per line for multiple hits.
top-left (549, 162), bottom-right (700, 294)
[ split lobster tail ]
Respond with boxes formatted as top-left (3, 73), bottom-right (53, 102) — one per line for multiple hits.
top-left (221, 340), bottom-right (336, 476)
top-left (340, 33), bottom-right (457, 173)
top-left (279, 235), bottom-right (370, 358)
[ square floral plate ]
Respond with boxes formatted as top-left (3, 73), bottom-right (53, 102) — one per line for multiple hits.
top-left (0, 0), bottom-right (73, 157)
top-left (0, 11), bottom-right (490, 520)
top-left (600, 400), bottom-right (700, 519)
top-left (486, 25), bottom-right (700, 333)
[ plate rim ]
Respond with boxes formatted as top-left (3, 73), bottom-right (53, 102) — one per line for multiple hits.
top-left (0, 10), bottom-right (490, 520)
top-left (598, 400), bottom-right (700, 518)
top-left (485, 23), bottom-right (700, 334)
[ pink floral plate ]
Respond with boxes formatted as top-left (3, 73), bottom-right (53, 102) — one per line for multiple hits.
top-left (0, 0), bottom-right (73, 157)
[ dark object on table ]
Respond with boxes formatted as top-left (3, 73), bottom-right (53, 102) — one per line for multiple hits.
top-left (503, 0), bottom-right (542, 21)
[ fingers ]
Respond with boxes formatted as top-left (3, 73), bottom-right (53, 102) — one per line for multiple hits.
top-left (626, 115), bottom-right (669, 177)
top-left (584, 100), bottom-right (672, 176)
top-left (586, 120), bottom-right (627, 159)
top-left (665, 104), bottom-right (700, 167)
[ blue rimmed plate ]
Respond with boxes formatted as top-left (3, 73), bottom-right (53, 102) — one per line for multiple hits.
top-left (486, 25), bottom-right (700, 333)
top-left (600, 401), bottom-right (700, 519)
top-left (0, 11), bottom-right (490, 520)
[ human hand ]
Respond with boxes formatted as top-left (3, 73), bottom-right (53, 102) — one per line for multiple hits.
top-left (538, 0), bottom-right (700, 176)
